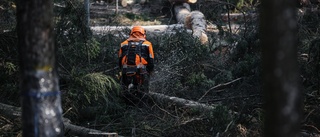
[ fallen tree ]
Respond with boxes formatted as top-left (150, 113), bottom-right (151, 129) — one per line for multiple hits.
top-left (0, 103), bottom-right (121, 137)
top-left (146, 92), bottom-right (218, 112)
top-left (173, 3), bottom-right (208, 44)
top-left (90, 24), bottom-right (187, 35)
top-left (120, 0), bottom-right (197, 7)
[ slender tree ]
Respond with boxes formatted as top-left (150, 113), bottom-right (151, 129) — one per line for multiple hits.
top-left (260, 0), bottom-right (302, 137)
top-left (16, 0), bottom-right (63, 136)
top-left (84, 0), bottom-right (90, 27)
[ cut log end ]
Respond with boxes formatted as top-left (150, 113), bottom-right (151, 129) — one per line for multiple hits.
top-left (200, 32), bottom-right (208, 45)
top-left (169, 0), bottom-right (197, 4)
top-left (121, 0), bottom-right (127, 7)
top-left (188, 0), bottom-right (197, 3)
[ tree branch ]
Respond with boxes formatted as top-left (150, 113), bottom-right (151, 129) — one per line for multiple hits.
top-left (198, 77), bottom-right (243, 101)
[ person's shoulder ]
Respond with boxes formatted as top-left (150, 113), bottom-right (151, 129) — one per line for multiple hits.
top-left (143, 40), bottom-right (152, 45)
top-left (121, 40), bottom-right (129, 45)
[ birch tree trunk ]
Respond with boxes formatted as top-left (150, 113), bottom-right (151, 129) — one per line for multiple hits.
top-left (260, 0), bottom-right (302, 136)
top-left (16, 0), bottom-right (64, 136)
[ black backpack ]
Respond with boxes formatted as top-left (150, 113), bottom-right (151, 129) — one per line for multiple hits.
top-left (123, 40), bottom-right (144, 76)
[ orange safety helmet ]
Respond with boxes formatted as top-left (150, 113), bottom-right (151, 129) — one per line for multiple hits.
top-left (130, 26), bottom-right (146, 35)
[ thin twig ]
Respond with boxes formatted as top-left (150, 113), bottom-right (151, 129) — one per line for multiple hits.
top-left (0, 115), bottom-right (13, 124)
top-left (302, 109), bottom-right (315, 123)
top-left (224, 120), bottom-right (234, 132)
top-left (136, 128), bottom-right (162, 137)
top-left (198, 77), bottom-right (242, 101)
top-left (303, 124), bottom-right (320, 133)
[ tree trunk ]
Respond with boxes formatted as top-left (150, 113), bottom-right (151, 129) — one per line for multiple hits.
top-left (174, 3), bottom-right (208, 44)
top-left (260, 0), bottom-right (302, 137)
top-left (16, 0), bottom-right (64, 136)
top-left (84, 0), bottom-right (90, 26)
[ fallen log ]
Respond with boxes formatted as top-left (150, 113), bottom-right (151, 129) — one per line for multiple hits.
top-left (0, 103), bottom-right (21, 120)
top-left (169, 0), bottom-right (197, 4)
top-left (90, 24), bottom-right (189, 36)
top-left (189, 10), bottom-right (208, 44)
top-left (174, 3), bottom-right (208, 44)
top-left (0, 103), bottom-right (121, 137)
top-left (174, 3), bottom-right (191, 26)
top-left (147, 92), bottom-right (217, 112)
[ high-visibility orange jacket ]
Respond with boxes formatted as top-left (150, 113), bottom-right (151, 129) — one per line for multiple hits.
top-left (118, 37), bottom-right (154, 72)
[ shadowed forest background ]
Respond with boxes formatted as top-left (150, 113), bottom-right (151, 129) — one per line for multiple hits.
top-left (0, 0), bottom-right (320, 136)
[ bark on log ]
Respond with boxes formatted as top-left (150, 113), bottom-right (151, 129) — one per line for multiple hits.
top-left (0, 103), bottom-right (21, 120)
top-left (174, 3), bottom-right (191, 25)
top-left (90, 24), bottom-right (189, 36)
top-left (0, 103), bottom-right (122, 137)
top-left (147, 92), bottom-right (217, 112)
top-left (174, 3), bottom-right (208, 44)
top-left (189, 10), bottom-right (208, 44)
top-left (169, 0), bottom-right (197, 4)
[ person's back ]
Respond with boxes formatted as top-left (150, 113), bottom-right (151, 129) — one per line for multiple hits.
top-left (118, 26), bottom-right (154, 93)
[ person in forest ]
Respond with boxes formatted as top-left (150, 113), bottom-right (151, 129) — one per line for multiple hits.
top-left (118, 26), bottom-right (154, 93)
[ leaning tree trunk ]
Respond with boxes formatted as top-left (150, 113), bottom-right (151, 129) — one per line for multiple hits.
top-left (260, 0), bottom-right (302, 137)
top-left (174, 3), bottom-right (208, 44)
top-left (16, 0), bottom-right (64, 136)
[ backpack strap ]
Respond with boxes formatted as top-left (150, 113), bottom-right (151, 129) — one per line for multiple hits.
top-left (124, 41), bottom-right (132, 65)
top-left (137, 40), bottom-right (144, 68)
top-left (124, 40), bottom-right (144, 67)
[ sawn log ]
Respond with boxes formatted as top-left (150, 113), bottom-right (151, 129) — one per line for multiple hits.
top-left (174, 3), bottom-right (208, 44)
